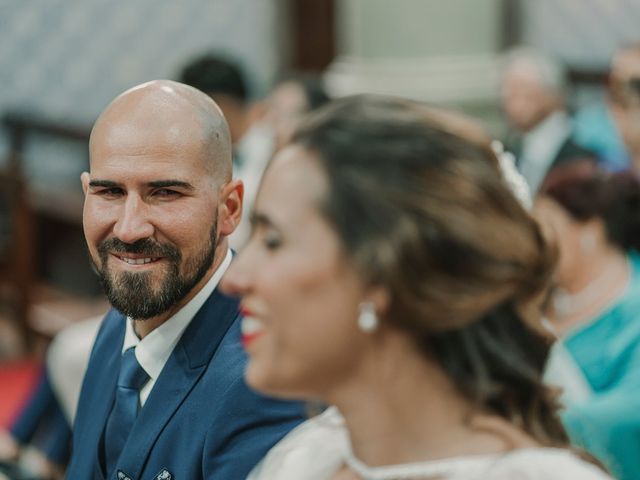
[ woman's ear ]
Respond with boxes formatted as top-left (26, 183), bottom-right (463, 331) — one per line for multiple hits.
top-left (367, 285), bottom-right (391, 317)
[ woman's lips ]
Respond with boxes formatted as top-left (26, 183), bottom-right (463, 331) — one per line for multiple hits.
top-left (240, 310), bottom-right (265, 348)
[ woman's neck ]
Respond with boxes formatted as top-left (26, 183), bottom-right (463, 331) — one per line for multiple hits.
top-left (326, 330), bottom-right (536, 468)
top-left (565, 244), bottom-right (626, 293)
top-left (552, 246), bottom-right (629, 334)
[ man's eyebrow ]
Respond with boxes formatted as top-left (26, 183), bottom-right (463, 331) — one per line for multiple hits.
top-left (89, 179), bottom-right (120, 188)
top-left (148, 180), bottom-right (195, 190)
top-left (88, 179), bottom-right (195, 190)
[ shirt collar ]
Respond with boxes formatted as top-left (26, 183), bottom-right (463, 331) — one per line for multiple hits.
top-left (122, 248), bottom-right (232, 380)
top-left (523, 110), bottom-right (571, 152)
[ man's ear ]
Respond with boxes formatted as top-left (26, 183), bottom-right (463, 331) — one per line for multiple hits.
top-left (218, 179), bottom-right (244, 236)
top-left (80, 172), bottom-right (90, 196)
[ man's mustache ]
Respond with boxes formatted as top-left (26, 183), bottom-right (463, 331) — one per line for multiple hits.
top-left (98, 237), bottom-right (180, 261)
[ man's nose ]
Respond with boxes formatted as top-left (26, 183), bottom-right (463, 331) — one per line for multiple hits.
top-left (112, 195), bottom-right (154, 244)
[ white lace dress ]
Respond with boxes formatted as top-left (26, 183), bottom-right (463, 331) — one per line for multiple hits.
top-left (247, 407), bottom-right (612, 480)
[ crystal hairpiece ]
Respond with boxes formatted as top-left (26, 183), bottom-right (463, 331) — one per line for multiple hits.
top-left (491, 140), bottom-right (532, 210)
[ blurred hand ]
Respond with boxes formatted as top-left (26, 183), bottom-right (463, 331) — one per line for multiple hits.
top-left (0, 430), bottom-right (18, 462)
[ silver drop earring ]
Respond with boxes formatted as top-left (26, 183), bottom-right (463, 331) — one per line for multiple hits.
top-left (358, 302), bottom-right (379, 333)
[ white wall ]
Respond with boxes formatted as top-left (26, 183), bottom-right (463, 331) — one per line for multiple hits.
top-left (0, 0), bottom-right (283, 183)
top-left (520, 0), bottom-right (640, 69)
top-left (326, 0), bottom-right (505, 130)
top-left (337, 0), bottom-right (501, 58)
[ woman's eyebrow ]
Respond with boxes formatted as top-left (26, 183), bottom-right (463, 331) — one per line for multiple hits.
top-left (250, 212), bottom-right (276, 229)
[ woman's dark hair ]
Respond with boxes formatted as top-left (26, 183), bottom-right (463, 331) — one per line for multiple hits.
top-left (291, 95), bottom-right (568, 446)
top-left (540, 160), bottom-right (640, 252)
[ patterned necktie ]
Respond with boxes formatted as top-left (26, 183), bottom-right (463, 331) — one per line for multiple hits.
top-left (104, 347), bottom-right (149, 476)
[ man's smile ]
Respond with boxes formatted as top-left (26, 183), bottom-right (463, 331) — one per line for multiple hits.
top-left (111, 253), bottom-right (163, 266)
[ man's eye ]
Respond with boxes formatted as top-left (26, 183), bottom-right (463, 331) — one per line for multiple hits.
top-left (153, 189), bottom-right (181, 198)
top-left (96, 187), bottom-right (124, 197)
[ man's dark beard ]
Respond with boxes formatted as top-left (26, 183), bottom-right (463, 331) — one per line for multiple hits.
top-left (95, 223), bottom-right (217, 320)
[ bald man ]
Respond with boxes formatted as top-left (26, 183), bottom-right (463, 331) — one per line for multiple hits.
top-left (67, 81), bottom-right (305, 480)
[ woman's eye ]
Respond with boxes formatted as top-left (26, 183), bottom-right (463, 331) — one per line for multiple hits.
top-left (263, 231), bottom-right (282, 250)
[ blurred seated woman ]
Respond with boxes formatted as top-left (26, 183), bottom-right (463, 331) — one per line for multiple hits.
top-left (535, 160), bottom-right (640, 480)
top-left (221, 96), bottom-right (610, 479)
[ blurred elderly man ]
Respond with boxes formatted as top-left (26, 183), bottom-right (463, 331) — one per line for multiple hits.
top-left (501, 47), bottom-right (593, 193)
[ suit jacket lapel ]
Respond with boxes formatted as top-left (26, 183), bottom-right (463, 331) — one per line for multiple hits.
top-left (114, 288), bottom-right (240, 479)
top-left (76, 310), bottom-right (125, 480)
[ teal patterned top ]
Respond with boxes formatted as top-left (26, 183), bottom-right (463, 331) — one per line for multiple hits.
top-left (561, 251), bottom-right (640, 480)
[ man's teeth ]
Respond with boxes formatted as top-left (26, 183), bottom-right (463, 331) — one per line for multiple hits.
top-left (241, 316), bottom-right (264, 336)
top-left (120, 257), bottom-right (156, 265)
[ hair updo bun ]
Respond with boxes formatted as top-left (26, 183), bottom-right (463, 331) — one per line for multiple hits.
top-left (291, 95), bottom-right (566, 445)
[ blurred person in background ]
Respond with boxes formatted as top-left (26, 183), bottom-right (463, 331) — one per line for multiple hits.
top-left (500, 47), bottom-right (594, 193)
top-left (574, 44), bottom-right (640, 171)
top-left (611, 50), bottom-right (640, 172)
top-left (535, 160), bottom-right (640, 480)
top-left (0, 372), bottom-right (68, 480)
top-left (232, 73), bottom-right (330, 248)
top-left (261, 73), bottom-right (330, 152)
top-left (45, 315), bottom-right (102, 426)
top-left (221, 95), bottom-right (610, 479)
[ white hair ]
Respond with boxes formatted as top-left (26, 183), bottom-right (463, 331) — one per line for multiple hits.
top-left (502, 46), bottom-right (567, 97)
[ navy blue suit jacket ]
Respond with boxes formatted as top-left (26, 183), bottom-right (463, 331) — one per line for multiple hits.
top-left (67, 288), bottom-right (306, 480)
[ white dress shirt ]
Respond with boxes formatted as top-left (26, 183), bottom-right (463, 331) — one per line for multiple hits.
top-left (121, 248), bottom-right (232, 406)
top-left (518, 110), bottom-right (572, 194)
